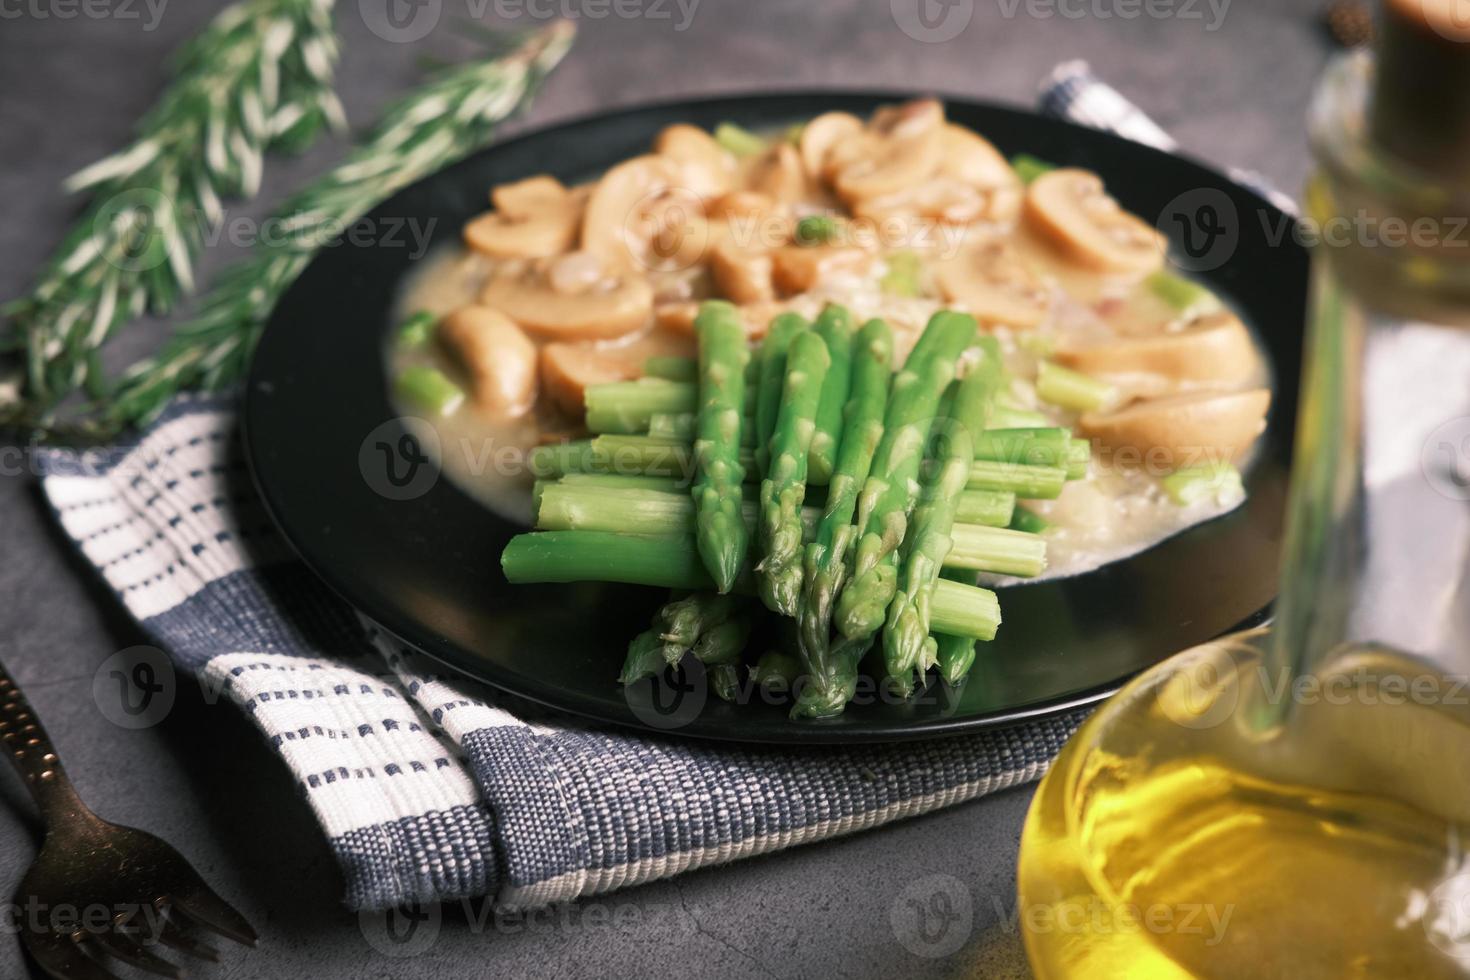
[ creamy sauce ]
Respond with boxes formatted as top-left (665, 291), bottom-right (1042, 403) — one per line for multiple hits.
top-left (388, 105), bottom-right (1272, 583)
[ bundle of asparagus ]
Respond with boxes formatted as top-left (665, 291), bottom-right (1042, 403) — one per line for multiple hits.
top-left (502, 301), bottom-right (1092, 719)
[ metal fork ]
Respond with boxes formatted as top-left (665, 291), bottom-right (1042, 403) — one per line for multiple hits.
top-left (0, 659), bottom-right (257, 979)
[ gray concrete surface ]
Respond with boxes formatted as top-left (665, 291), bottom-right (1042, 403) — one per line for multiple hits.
top-left (0, 1), bottom-right (1331, 976)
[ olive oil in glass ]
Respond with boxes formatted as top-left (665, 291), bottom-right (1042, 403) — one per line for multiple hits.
top-left (1018, 4), bottom-right (1470, 977)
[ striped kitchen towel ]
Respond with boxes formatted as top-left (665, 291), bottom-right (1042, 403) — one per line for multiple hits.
top-left (37, 69), bottom-right (1249, 911)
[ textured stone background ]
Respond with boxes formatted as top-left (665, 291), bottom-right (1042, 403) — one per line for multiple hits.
top-left (0, 1), bottom-right (1331, 976)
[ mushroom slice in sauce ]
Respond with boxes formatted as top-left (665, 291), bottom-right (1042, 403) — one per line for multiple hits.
top-left (580, 155), bottom-right (687, 272)
top-left (1025, 168), bottom-right (1167, 275)
top-left (1056, 311), bottom-right (1258, 383)
top-left (481, 251), bottom-right (653, 340)
top-left (771, 244), bottom-right (876, 295)
top-left (654, 123), bottom-right (737, 197)
top-left (1079, 388), bottom-right (1270, 464)
top-left (799, 111), bottom-right (864, 181)
top-left (749, 142), bottom-right (809, 204)
top-left (826, 99), bottom-right (947, 203)
top-left (935, 238), bottom-right (1053, 329)
top-left (540, 327), bottom-right (695, 414)
top-left (463, 176), bottom-right (584, 259)
top-left (437, 306), bottom-right (539, 415)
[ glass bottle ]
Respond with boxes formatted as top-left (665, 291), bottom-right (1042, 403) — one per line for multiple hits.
top-left (1016, 3), bottom-right (1470, 977)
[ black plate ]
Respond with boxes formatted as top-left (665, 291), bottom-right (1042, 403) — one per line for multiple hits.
top-left (244, 92), bottom-right (1306, 743)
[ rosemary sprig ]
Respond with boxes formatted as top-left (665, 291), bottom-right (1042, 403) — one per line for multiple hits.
top-left (2, 0), bottom-right (343, 432)
top-left (103, 22), bottom-right (576, 432)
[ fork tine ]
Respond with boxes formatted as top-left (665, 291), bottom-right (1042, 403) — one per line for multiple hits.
top-left (166, 888), bottom-right (258, 947)
top-left (88, 931), bottom-right (183, 979)
top-left (153, 915), bottom-right (219, 963)
top-left (24, 932), bottom-right (123, 980)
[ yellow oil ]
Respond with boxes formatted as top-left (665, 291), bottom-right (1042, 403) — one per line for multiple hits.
top-left (1018, 633), bottom-right (1470, 979)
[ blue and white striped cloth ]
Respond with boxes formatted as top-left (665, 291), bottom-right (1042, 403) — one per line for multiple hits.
top-left (38, 68), bottom-right (1240, 911)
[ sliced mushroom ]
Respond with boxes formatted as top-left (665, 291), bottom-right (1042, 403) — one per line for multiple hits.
top-left (1055, 311), bottom-right (1258, 383)
top-left (799, 111), bottom-right (864, 180)
top-left (1025, 169), bottom-right (1167, 275)
top-left (655, 300), bottom-right (788, 340)
top-left (938, 126), bottom-right (1023, 224)
top-left (709, 239), bottom-right (775, 304)
top-left (437, 306), bottom-right (539, 415)
top-left (771, 244), bottom-right (876, 295)
top-left (481, 252), bottom-right (653, 340)
top-left (580, 155), bottom-right (686, 272)
top-left (464, 175), bottom-right (583, 259)
top-left (826, 99), bottom-right (946, 203)
top-left (706, 190), bottom-right (781, 220)
top-left (654, 123), bottom-right (736, 197)
top-left (540, 327), bottom-right (696, 414)
top-left (748, 143), bottom-right (808, 204)
top-left (853, 178), bottom-right (991, 230)
top-left (935, 239), bottom-right (1053, 328)
top-left (1079, 388), bottom-right (1270, 464)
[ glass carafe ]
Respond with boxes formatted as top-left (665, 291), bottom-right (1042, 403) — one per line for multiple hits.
top-left (1016, 11), bottom-right (1470, 978)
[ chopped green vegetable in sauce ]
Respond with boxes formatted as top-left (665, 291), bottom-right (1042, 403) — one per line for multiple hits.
top-left (880, 250), bottom-right (923, 297)
top-left (1162, 464), bottom-right (1244, 506)
top-left (1035, 361), bottom-right (1115, 413)
top-left (1011, 153), bottom-right (1057, 184)
top-left (794, 214), bottom-right (843, 246)
top-left (714, 121), bottom-right (767, 157)
top-left (1147, 270), bottom-right (1218, 313)
top-left (396, 310), bottom-right (437, 349)
top-left (395, 365), bottom-right (463, 416)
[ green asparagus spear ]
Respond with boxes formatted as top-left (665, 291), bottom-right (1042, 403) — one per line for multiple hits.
top-left (757, 331), bottom-right (830, 615)
top-left (794, 319), bottom-right (895, 718)
top-left (691, 301), bottom-right (752, 593)
top-left (644, 355), bottom-right (698, 382)
top-left (752, 313), bottom-right (808, 476)
top-left (657, 591), bottom-right (742, 664)
top-left (1008, 504), bottom-right (1051, 534)
top-left (584, 378), bottom-right (698, 434)
top-left (620, 628), bottom-right (668, 684)
top-left (835, 311), bottom-right (978, 642)
top-left (933, 569), bottom-right (980, 686)
top-left (535, 483), bottom-right (1019, 573)
top-left (500, 531), bottom-right (1000, 640)
top-left (883, 338), bottom-right (1002, 692)
top-left (692, 613), bottom-right (752, 666)
top-left (807, 305), bottom-right (856, 486)
top-left (530, 440), bottom-right (597, 478)
top-left (751, 651), bottom-right (802, 691)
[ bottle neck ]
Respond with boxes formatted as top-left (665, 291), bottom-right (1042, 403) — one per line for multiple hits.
top-left (1272, 51), bottom-right (1470, 682)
